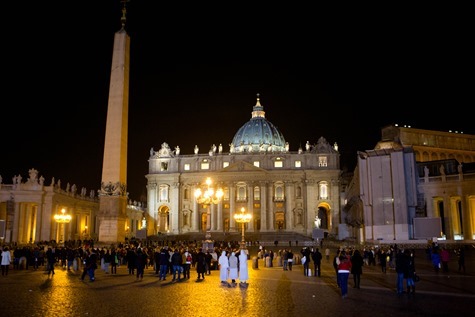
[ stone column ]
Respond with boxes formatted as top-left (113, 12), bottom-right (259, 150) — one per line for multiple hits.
top-left (260, 181), bottom-right (267, 231)
top-left (229, 185), bottom-right (236, 231)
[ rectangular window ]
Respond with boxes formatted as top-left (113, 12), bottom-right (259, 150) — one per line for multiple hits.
top-left (254, 186), bottom-right (260, 200)
top-left (253, 161), bottom-right (260, 167)
top-left (184, 163), bottom-right (190, 171)
top-left (201, 162), bottom-right (210, 170)
top-left (295, 160), bottom-right (301, 168)
top-left (318, 156), bottom-right (328, 167)
top-left (223, 162), bottom-right (229, 168)
top-left (274, 161), bottom-right (283, 168)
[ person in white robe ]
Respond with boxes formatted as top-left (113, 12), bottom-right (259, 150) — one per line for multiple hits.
top-left (238, 250), bottom-right (249, 284)
top-left (218, 250), bottom-right (229, 284)
top-left (228, 252), bottom-right (239, 284)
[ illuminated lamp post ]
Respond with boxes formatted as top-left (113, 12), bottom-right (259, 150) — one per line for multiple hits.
top-left (194, 177), bottom-right (223, 248)
top-left (234, 207), bottom-right (252, 250)
top-left (54, 208), bottom-right (72, 243)
top-left (83, 225), bottom-right (88, 240)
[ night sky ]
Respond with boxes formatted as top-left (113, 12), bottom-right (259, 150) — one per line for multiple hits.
top-left (2, 2), bottom-right (472, 201)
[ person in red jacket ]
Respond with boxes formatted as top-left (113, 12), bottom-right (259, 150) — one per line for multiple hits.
top-left (336, 250), bottom-right (352, 298)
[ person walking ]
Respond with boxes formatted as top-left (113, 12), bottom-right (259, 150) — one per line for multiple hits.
top-left (103, 249), bottom-right (112, 274)
top-left (287, 249), bottom-right (294, 271)
top-left (238, 249), bottom-right (249, 286)
top-left (333, 249), bottom-right (341, 287)
top-left (301, 247), bottom-right (311, 276)
top-left (336, 250), bottom-right (352, 298)
top-left (88, 249), bottom-right (98, 281)
top-left (45, 247), bottom-right (56, 276)
top-left (218, 250), bottom-right (229, 284)
top-left (110, 248), bottom-right (118, 274)
top-left (311, 248), bottom-right (323, 277)
top-left (1, 246), bottom-right (12, 276)
top-left (126, 247), bottom-right (137, 275)
top-left (350, 249), bottom-right (363, 289)
top-left (455, 248), bottom-right (465, 274)
top-left (158, 247), bottom-right (170, 281)
top-left (395, 249), bottom-right (406, 295)
top-left (135, 248), bottom-right (147, 281)
top-left (205, 250), bottom-right (213, 274)
top-left (325, 248), bottom-right (331, 262)
top-left (228, 251), bottom-right (239, 284)
top-left (195, 248), bottom-right (207, 280)
top-left (440, 247), bottom-right (450, 273)
top-left (182, 249), bottom-right (192, 280)
top-left (32, 247), bottom-right (40, 271)
top-left (431, 248), bottom-right (441, 273)
top-left (80, 249), bottom-right (90, 281)
top-left (404, 249), bottom-right (416, 295)
top-left (171, 248), bottom-right (182, 282)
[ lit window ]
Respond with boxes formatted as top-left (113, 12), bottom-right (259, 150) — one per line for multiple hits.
top-left (274, 157), bottom-right (284, 167)
top-left (254, 186), bottom-right (260, 200)
top-left (223, 162), bottom-right (229, 168)
top-left (295, 160), bottom-right (301, 168)
top-left (201, 159), bottom-right (209, 170)
top-left (159, 184), bottom-right (169, 202)
top-left (184, 164), bottom-right (190, 171)
top-left (237, 182), bottom-right (247, 201)
top-left (319, 182), bottom-right (328, 199)
top-left (253, 161), bottom-right (260, 167)
top-left (318, 156), bottom-right (328, 167)
top-left (274, 182), bottom-right (285, 201)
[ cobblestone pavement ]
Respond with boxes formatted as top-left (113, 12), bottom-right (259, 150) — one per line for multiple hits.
top-left (1, 248), bottom-right (474, 317)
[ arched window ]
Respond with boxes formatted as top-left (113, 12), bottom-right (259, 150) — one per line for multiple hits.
top-left (254, 186), bottom-right (260, 201)
top-left (274, 182), bottom-right (285, 201)
top-left (237, 182), bottom-right (247, 201)
top-left (159, 184), bottom-right (169, 202)
top-left (319, 182), bottom-right (328, 200)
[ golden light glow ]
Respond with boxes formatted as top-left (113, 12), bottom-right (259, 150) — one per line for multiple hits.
top-left (234, 207), bottom-right (252, 250)
top-left (54, 208), bottom-right (72, 223)
top-left (194, 177), bottom-right (223, 207)
top-left (234, 207), bottom-right (252, 223)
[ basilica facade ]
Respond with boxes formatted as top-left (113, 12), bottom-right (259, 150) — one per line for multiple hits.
top-left (145, 96), bottom-right (341, 240)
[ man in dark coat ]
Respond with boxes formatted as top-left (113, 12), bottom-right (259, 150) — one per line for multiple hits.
top-left (195, 248), bottom-right (207, 279)
top-left (350, 249), bottom-right (364, 289)
top-left (311, 248), bottom-right (323, 277)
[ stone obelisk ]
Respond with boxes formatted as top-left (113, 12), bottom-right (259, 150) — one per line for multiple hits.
top-left (98, 6), bottom-right (130, 243)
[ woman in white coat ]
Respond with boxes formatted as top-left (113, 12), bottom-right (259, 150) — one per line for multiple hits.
top-left (218, 250), bottom-right (229, 284)
top-left (1, 246), bottom-right (12, 276)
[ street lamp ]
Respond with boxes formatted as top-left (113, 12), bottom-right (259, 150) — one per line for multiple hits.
top-left (54, 208), bottom-right (72, 223)
top-left (234, 207), bottom-right (252, 250)
top-left (54, 208), bottom-right (71, 243)
top-left (195, 177), bottom-right (223, 244)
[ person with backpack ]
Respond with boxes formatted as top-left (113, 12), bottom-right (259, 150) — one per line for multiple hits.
top-left (182, 249), bottom-right (192, 279)
top-left (336, 250), bottom-right (352, 298)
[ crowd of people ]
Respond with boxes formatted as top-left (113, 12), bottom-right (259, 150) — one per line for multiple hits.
top-left (0, 239), bottom-right (251, 285)
top-left (0, 240), bottom-right (471, 297)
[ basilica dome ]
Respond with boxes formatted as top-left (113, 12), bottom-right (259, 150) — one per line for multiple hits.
top-left (230, 95), bottom-right (287, 154)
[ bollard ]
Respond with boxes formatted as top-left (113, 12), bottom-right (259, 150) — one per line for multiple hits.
top-left (252, 256), bottom-right (258, 269)
top-left (265, 256), bottom-right (272, 267)
top-left (19, 256), bottom-right (27, 269)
